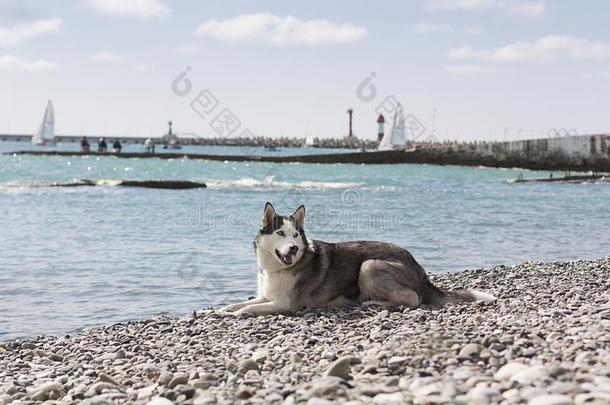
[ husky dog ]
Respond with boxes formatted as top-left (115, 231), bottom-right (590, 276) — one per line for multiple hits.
top-left (222, 203), bottom-right (495, 316)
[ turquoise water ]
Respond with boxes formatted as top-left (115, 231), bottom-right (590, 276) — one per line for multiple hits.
top-left (1, 141), bottom-right (609, 340)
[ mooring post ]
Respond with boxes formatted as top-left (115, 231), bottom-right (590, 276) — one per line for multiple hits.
top-left (347, 109), bottom-right (353, 137)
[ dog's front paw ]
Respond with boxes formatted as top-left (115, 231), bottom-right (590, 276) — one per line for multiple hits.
top-left (235, 307), bottom-right (255, 317)
top-left (220, 303), bottom-right (244, 312)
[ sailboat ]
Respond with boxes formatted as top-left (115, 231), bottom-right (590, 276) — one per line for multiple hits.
top-left (378, 103), bottom-right (407, 151)
top-left (304, 122), bottom-right (318, 148)
top-left (31, 100), bottom-right (55, 145)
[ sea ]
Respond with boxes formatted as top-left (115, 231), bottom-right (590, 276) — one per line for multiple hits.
top-left (1, 141), bottom-right (609, 340)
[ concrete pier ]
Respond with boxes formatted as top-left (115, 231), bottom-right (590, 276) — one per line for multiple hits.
top-left (6, 134), bottom-right (610, 172)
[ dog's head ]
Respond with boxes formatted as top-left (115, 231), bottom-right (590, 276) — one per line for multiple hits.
top-left (254, 202), bottom-right (308, 271)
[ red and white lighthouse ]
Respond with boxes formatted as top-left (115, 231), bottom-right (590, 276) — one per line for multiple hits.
top-left (377, 114), bottom-right (385, 142)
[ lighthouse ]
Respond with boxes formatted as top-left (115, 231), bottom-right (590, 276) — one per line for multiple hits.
top-left (377, 114), bottom-right (385, 142)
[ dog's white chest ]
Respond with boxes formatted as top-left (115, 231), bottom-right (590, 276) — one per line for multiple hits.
top-left (259, 269), bottom-right (295, 302)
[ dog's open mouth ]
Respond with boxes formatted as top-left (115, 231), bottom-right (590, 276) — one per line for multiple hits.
top-left (275, 249), bottom-right (293, 265)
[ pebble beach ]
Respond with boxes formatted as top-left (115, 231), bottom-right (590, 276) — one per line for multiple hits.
top-left (1, 257), bottom-right (609, 405)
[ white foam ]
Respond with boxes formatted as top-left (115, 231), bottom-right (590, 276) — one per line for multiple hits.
top-left (94, 179), bottom-right (123, 186)
top-left (205, 176), bottom-right (363, 190)
top-left (0, 177), bottom-right (366, 192)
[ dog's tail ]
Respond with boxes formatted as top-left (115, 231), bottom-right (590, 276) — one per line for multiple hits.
top-left (422, 279), bottom-right (496, 305)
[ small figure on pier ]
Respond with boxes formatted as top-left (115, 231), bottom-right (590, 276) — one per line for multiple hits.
top-left (144, 138), bottom-right (154, 153)
top-left (98, 137), bottom-right (107, 152)
top-left (80, 136), bottom-right (90, 153)
top-left (112, 139), bottom-right (122, 153)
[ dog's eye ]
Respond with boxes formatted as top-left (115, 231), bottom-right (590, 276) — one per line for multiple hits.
top-left (276, 231), bottom-right (285, 236)
top-left (293, 233), bottom-right (299, 237)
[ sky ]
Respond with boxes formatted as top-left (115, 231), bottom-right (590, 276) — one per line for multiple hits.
top-left (1, 0), bottom-right (610, 141)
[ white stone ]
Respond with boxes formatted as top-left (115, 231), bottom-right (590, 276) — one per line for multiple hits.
top-left (574, 392), bottom-right (610, 405)
top-left (146, 397), bottom-right (175, 405)
top-left (373, 392), bottom-right (404, 405)
top-left (459, 343), bottom-right (483, 357)
top-left (413, 382), bottom-right (443, 397)
top-left (510, 366), bottom-right (549, 385)
top-left (252, 349), bottom-right (269, 363)
top-left (494, 362), bottom-right (529, 381)
top-left (137, 384), bottom-right (158, 401)
top-left (453, 366), bottom-right (476, 380)
top-left (528, 394), bottom-right (573, 405)
top-left (467, 386), bottom-right (500, 399)
top-left (387, 356), bottom-right (409, 366)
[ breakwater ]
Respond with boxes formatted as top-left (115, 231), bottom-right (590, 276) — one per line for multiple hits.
top-left (8, 134), bottom-right (610, 172)
top-left (429, 134), bottom-right (610, 172)
top-left (0, 134), bottom-right (376, 150)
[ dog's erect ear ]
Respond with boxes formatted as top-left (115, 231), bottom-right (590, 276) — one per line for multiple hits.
top-left (261, 202), bottom-right (277, 229)
top-left (291, 205), bottom-right (306, 229)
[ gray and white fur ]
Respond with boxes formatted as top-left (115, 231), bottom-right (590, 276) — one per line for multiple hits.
top-left (222, 203), bottom-right (496, 316)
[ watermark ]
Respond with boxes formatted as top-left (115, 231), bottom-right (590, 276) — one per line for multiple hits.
top-left (355, 72), bottom-right (377, 102)
top-left (171, 66), bottom-right (255, 140)
top-left (502, 127), bottom-right (580, 140)
top-left (184, 198), bottom-right (408, 234)
top-left (341, 189), bottom-right (361, 207)
top-left (355, 73), bottom-right (431, 143)
top-left (547, 128), bottom-right (578, 138)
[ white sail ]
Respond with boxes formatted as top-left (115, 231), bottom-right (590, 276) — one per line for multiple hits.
top-left (32, 100), bottom-right (55, 145)
top-left (378, 103), bottom-right (407, 151)
top-left (305, 122), bottom-right (317, 147)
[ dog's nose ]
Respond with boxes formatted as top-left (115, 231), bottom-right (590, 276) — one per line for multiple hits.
top-left (288, 245), bottom-right (299, 255)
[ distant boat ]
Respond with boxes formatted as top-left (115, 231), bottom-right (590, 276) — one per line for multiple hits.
top-left (161, 120), bottom-right (182, 150)
top-left (264, 145), bottom-right (279, 152)
top-left (31, 100), bottom-right (55, 145)
top-left (304, 122), bottom-right (319, 148)
top-left (163, 139), bottom-right (182, 150)
top-left (378, 103), bottom-right (407, 151)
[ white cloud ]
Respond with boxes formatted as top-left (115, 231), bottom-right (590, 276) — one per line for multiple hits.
top-left (194, 13), bottom-right (368, 45)
top-left (87, 0), bottom-right (171, 19)
top-left (447, 36), bottom-right (610, 62)
top-left (0, 55), bottom-right (58, 71)
top-left (447, 46), bottom-right (492, 59)
top-left (423, 0), bottom-right (546, 16)
top-left (90, 51), bottom-right (123, 62)
top-left (415, 22), bottom-right (454, 34)
top-left (0, 18), bottom-right (62, 46)
top-left (445, 63), bottom-right (494, 75)
top-left (177, 44), bottom-right (198, 54)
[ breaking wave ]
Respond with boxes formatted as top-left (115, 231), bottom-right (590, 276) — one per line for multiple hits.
top-left (205, 176), bottom-right (364, 190)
